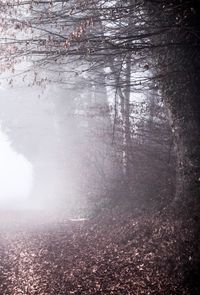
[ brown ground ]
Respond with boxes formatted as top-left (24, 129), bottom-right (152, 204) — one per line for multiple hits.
top-left (0, 209), bottom-right (196, 295)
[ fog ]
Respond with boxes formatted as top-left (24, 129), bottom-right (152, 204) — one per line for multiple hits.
top-left (0, 128), bottom-right (33, 208)
top-left (0, 68), bottom-right (113, 214)
top-left (0, 76), bottom-right (69, 210)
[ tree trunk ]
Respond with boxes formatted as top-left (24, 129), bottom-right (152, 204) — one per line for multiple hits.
top-left (122, 53), bottom-right (132, 194)
top-left (150, 2), bottom-right (200, 292)
top-left (144, 0), bottom-right (200, 215)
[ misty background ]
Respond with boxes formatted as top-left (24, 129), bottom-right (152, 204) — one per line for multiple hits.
top-left (0, 64), bottom-right (175, 214)
top-left (0, 67), bottom-right (116, 212)
top-left (0, 0), bottom-right (178, 215)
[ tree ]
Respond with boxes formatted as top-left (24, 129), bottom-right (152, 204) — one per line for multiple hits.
top-left (0, 0), bottom-right (199, 211)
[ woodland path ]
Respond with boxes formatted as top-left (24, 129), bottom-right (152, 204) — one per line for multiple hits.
top-left (0, 210), bottom-right (190, 295)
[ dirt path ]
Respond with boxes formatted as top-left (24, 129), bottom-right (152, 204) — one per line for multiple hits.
top-left (0, 210), bottom-right (190, 294)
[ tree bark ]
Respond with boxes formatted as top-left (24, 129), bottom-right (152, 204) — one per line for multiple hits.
top-left (122, 53), bottom-right (132, 193)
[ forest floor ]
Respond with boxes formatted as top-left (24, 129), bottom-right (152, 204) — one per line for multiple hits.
top-left (0, 208), bottom-right (197, 295)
